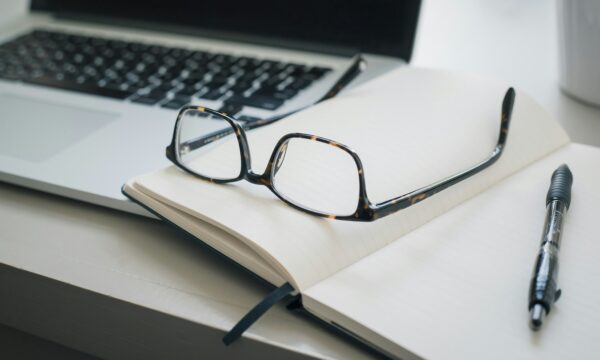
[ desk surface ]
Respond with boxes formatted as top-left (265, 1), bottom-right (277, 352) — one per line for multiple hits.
top-left (1, 0), bottom-right (599, 359)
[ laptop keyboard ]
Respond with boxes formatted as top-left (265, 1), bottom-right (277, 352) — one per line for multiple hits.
top-left (0, 29), bottom-right (332, 115)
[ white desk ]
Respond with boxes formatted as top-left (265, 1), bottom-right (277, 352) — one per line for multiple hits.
top-left (1, 0), bottom-right (599, 358)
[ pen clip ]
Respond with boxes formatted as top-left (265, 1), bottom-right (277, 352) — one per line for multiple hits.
top-left (554, 288), bottom-right (562, 302)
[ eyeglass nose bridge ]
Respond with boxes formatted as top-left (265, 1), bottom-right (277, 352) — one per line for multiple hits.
top-left (243, 135), bottom-right (292, 187)
top-left (245, 171), bottom-right (271, 186)
top-left (248, 139), bottom-right (289, 187)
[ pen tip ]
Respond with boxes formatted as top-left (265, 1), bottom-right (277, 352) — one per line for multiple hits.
top-left (529, 304), bottom-right (546, 331)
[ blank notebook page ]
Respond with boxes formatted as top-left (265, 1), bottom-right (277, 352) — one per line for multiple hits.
top-left (304, 143), bottom-right (600, 360)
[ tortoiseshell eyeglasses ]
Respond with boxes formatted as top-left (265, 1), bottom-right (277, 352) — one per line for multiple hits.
top-left (166, 58), bottom-right (515, 221)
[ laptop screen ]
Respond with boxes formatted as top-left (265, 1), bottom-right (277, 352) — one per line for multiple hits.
top-left (31, 0), bottom-right (421, 61)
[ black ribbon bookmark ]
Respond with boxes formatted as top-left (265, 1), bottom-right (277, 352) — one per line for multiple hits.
top-left (223, 282), bottom-right (295, 345)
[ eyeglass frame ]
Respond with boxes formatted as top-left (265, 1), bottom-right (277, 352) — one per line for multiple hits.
top-left (166, 86), bottom-right (515, 222)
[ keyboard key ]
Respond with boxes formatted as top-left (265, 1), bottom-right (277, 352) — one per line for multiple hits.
top-left (25, 75), bottom-right (131, 99)
top-left (154, 81), bottom-right (178, 93)
top-left (201, 89), bottom-right (226, 100)
top-left (161, 96), bottom-right (190, 110)
top-left (273, 89), bottom-right (298, 100)
top-left (203, 78), bottom-right (227, 92)
top-left (254, 87), bottom-right (298, 100)
top-left (262, 74), bottom-right (285, 88)
top-left (218, 103), bottom-right (243, 116)
top-left (235, 115), bottom-right (261, 123)
top-left (230, 81), bottom-right (253, 95)
top-left (287, 78), bottom-right (313, 91)
top-left (225, 95), bottom-right (283, 110)
top-left (131, 95), bottom-right (163, 105)
top-left (285, 64), bottom-right (309, 77)
top-left (175, 87), bottom-right (200, 97)
top-left (307, 66), bottom-right (331, 79)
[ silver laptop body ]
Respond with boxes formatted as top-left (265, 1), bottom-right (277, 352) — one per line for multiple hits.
top-left (0, 0), bottom-right (420, 216)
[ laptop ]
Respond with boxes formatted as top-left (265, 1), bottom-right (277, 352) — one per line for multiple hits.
top-left (0, 0), bottom-right (421, 216)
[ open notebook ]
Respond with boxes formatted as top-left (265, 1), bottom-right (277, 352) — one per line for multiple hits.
top-left (123, 68), bottom-right (600, 359)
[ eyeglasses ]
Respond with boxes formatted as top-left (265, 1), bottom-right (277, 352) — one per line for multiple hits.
top-left (166, 63), bottom-right (515, 221)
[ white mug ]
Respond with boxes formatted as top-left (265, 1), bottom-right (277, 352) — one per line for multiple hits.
top-left (557, 0), bottom-right (600, 107)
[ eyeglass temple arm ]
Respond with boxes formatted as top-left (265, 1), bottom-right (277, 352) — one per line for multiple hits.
top-left (371, 88), bottom-right (516, 220)
top-left (179, 55), bottom-right (367, 152)
top-left (180, 125), bottom-right (237, 152)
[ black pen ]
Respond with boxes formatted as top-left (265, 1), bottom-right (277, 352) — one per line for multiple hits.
top-left (528, 164), bottom-right (573, 330)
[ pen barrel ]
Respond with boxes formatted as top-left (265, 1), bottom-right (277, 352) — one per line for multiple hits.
top-left (529, 243), bottom-right (560, 312)
top-left (540, 200), bottom-right (566, 248)
top-left (529, 200), bottom-right (565, 312)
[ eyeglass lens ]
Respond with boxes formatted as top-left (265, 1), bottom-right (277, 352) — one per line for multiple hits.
top-left (176, 108), bottom-right (242, 180)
